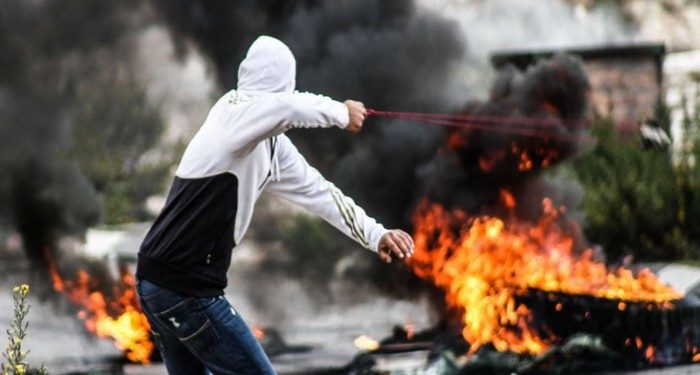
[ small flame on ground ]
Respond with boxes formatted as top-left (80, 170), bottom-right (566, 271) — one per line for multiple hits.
top-left (410, 198), bottom-right (682, 356)
top-left (44, 247), bottom-right (153, 363)
top-left (404, 323), bottom-right (415, 340)
top-left (252, 325), bottom-right (266, 341)
top-left (645, 344), bottom-right (656, 363)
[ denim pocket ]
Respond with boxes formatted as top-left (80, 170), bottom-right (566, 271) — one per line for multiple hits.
top-left (153, 297), bottom-right (220, 357)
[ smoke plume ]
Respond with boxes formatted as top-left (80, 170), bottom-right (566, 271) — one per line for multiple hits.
top-left (283, 1), bottom-right (468, 227)
top-left (153, 0), bottom-right (468, 228)
top-left (420, 55), bottom-right (591, 219)
top-left (0, 0), bottom-right (145, 290)
top-left (147, 1), bottom-right (470, 315)
top-left (151, 1), bottom-right (594, 311)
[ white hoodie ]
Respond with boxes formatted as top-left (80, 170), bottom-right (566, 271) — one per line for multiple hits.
top-left (137, 36), bottom-right (388, 296)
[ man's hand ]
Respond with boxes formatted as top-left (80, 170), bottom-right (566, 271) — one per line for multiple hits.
top-left (378, 230), bottom-right (414, 263)
top-left (344, 100), bottom-right (367, 133)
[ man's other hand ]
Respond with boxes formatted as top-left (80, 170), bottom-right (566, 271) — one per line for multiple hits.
top-left (344, 100), bottom-right (367, 133)
top-left (378, 230), bottom-right (414, 263)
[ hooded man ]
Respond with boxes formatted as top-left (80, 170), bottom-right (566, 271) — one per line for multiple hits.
top-left (135, 36), bottom-right (414, 374)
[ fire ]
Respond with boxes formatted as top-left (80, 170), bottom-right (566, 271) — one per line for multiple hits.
top-left (499, 189), bottom-right (516, 211)
top-left (45, 248), bottom-right (153, 363)
top-left (446, 132), bottom-right (464, 150)
top-left (404, 323), bottom-right (415, 340)
top-left (536, 147), bottom-right (559, 168)
top-left (511, 144), bottom-right (533, 171)
top-left (475, 142), bottom-right (561, 174)
top-left (409, 199), bottom-right (681, 356)
top-left (645, 344), bottom-right (656, 363)
top-left (478, 150), bottom-right (506, 172)
top-left (252, 325), bottom-right (266, 341)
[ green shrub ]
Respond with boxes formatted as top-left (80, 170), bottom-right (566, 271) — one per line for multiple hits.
top-left (570, 106), bottom-right (700, 262)
top-left (69, 77), bottom-right (173, 224)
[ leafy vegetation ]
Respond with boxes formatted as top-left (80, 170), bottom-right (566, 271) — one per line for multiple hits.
top-left (570, 102), bottom-right (700, 262)
top-left (1, 285), bottom-right (47, 375)
top-left (69, 77), bottom-right (173, 224)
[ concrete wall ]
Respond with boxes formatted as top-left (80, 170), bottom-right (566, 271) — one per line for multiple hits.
top-left (585, 56), bottom-right (661, 128)
top-left (491, 45), bottom-right (665, 131)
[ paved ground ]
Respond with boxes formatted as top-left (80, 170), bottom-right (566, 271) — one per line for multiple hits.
top-left (0, 259), bottom-right (697, 374)
top-left (606, 365), bottom-right (700, 375)
top-left (121, 362), bottom-right (700, 374)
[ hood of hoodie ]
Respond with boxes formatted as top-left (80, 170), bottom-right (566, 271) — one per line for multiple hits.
top-left (237, 36), bottom-right (296, 94)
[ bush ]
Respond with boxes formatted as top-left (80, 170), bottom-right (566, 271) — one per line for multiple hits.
top-left (570, 106), bottom-right (700, 262)
top-left (69, 77), bottom-right (173, 224)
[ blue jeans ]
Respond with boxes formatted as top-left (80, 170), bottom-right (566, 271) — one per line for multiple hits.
top-left (136, 278), bottom-right (276, 374)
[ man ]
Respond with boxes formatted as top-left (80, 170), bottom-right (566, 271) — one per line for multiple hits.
top-left (135, 36), bottom-right (414, 374)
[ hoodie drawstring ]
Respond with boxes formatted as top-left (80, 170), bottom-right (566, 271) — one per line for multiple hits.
top-left (272, 152), bottom-right (281, 182)
top-left (271, 137), bottom-right (281, 182)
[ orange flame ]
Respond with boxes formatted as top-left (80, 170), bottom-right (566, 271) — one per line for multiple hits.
top-left (45, 248), bottom-right (153, 363)
top-left (499, 189), bottom-right (516, 211)
top-left (409, 200), bottom-right (681, 356)
top-left (478, 150), bottom-right (506, 172)
top-left (446, 132), bottom-right (464, 150)
top-left (645, 344), bottom-right (656, 363)
top-left (252, 325), bottom-right (266, 341)
top-left (536, 148), bottom-right (559, 168)
top-left (511, 144), bottom-right (533, 171)
top-left (404, 323), bottom-right (415, 340)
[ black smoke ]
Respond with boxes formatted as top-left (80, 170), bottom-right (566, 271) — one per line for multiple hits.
top-left (420, 54), bottom-right (591, 221)
top-left (152, 0), bottom-right (299, 87)
top-left (151, 2), bottom-right (593, 306)
top-left (0, 0), bottom-right (138, 290)
top-left (153, 0), bottom-right (467, 228)
top-left (284, 1), bottom-right (467, 227)
top-left (151, 0), bottom-right (468, 305)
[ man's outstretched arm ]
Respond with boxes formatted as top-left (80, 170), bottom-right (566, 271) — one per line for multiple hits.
top-left (265, 134), bottom-right (413, 262)
top-left (227, 92), bottom-right (360, 154)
